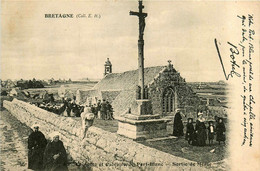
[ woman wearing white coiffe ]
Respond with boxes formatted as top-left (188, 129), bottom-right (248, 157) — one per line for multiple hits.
top-left (81, 105), bottom-right (95, 139)
top-left (195, 112), bottom-right (207, 146)
top-left (43, 131), bottom-right (68, 171)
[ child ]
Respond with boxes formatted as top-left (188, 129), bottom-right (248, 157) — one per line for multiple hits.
top-left (216, 118), bottom-right (226, 145)
top-left (185, 118), bottom-right (195, 145)
top-left (208, 121), bottom-right (215, 146)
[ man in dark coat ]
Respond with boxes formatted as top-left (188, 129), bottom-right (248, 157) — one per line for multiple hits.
top-left (97, 100), bottom-right (101, 112)
top-left (96, 100), bottom-right (102, 118)
top-left (100, 99), bottom-right (107, 120)
top-left (172, 110), bottom-right (184, 137)
top-left (28, 124), bottom-right (47, 170)
top-left (92, 104), bottom-right (98, 118)
top-left (43, 132), bottom-right (68, 171)
top-left (66, 99), bottom-right (72, 117)
top-left (72, 103), bottom-right (80, 117)
top-left (106, 101), bottom-right (114, 120)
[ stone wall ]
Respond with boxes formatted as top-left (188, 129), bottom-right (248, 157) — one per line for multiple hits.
top-left (3, 99), bottom-right (210, 171)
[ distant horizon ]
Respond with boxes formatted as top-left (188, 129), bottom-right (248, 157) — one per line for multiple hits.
top-left (1, 76), bottom-right (227, 83)
top-left (1, 60), bottom-right (226, 82)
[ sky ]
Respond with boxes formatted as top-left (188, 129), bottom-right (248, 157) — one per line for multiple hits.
top-left (1, 0), bottom-right (258, 81)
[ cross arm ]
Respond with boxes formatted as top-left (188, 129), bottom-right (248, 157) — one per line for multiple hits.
top-left (129, 11), bottom-right (148, 17)
top-left (129, 11), bottom-right (139, 16)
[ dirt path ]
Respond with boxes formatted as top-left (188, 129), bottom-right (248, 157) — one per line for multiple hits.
top-left (0, 109), bottom-right (29, 171)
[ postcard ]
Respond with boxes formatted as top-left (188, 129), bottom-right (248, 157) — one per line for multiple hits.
top-left (1, 0), bottom-right (259, 171)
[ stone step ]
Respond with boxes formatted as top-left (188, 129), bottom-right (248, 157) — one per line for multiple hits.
top-left (145, 136), bottom-right (177, 142)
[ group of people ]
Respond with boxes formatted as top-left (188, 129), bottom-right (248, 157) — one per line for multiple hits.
top-left (64, 98), bottom-right (115, 120)
top-left (28, 124), bottom-right (68, 171)
top-left (35, 102), bottom-right (66, 115)
top-left (173, 110), bottom-right (226, 146)
top-left (63, 98), bottom-right (84, 117)
top-left (31, 97), bottom-right (115, 121)
top-left (95, 99), bottom-right (114, 120)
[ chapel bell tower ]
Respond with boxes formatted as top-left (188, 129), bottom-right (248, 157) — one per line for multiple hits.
top-left (104, 58), bottom-right (112, 76)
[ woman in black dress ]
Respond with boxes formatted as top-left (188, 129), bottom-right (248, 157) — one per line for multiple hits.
top-left (216, 117), bottom-right (226, 145)
top-left (172, 110), bottom-right (184, 137)
top-left (195, 112), bottom-right (207, 146)
top-left (28, 124), bottom-right (47, 170)
top-left (43, 132), bottom-right (68, 171)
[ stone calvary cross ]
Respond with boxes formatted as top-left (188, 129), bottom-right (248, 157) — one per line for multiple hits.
top-left (130, 0), bottom-right (148, 99)
top-left (117, 1), bottom-right (171, 140)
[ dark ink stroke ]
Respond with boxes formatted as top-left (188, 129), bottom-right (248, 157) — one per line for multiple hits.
top-left (214, 39), bottom-right (241, 80)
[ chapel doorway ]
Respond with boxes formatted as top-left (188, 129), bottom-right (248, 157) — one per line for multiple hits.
top-left (162, 87), bottom-right (175, 115)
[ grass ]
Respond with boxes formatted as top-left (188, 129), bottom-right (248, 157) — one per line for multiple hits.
top-left (90, 118), bottom-right (226, 163)
top-left (92, 118), bottom-right (118, 133)
top-left (140, 137), bottom-right (226, 163)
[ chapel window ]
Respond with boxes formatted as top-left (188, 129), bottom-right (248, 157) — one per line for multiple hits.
top-left (162, 87), bottom-right (175, 113)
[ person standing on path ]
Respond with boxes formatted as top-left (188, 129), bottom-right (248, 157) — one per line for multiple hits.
top-left (28, 124), bottom-right (47, 170)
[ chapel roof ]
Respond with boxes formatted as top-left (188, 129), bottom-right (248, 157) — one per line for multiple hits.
top-left (93, 66), bottom-right (166, 91)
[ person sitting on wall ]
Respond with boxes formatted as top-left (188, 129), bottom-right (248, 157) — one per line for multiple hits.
top-left (172, 109), bottom-right (184, 137)
top-left (28, 124), bottom-right (47, 170)
top-left (43, 132), bottom-right (68, 171)
top-left (81, 105), bottom-right (95, 139)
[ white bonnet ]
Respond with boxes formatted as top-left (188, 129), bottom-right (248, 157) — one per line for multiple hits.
top-left (198, 112), bottom-right (203, 116)
top-left (49, 131), bottom-right (61, 140)
top-left (31, 123), bottom-right (40, 129)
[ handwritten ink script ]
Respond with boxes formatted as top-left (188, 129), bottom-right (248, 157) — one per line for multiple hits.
top-left (215, 14), bottom-right (256, 147)
top-left (238, 14), bottom-right (256, 147)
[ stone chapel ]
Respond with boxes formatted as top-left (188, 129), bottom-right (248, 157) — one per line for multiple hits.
top-left (76, 59), bottom-right (202, 119)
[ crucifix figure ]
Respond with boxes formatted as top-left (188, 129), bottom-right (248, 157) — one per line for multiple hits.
top-left (130, 0), bottom-right (148, 99)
